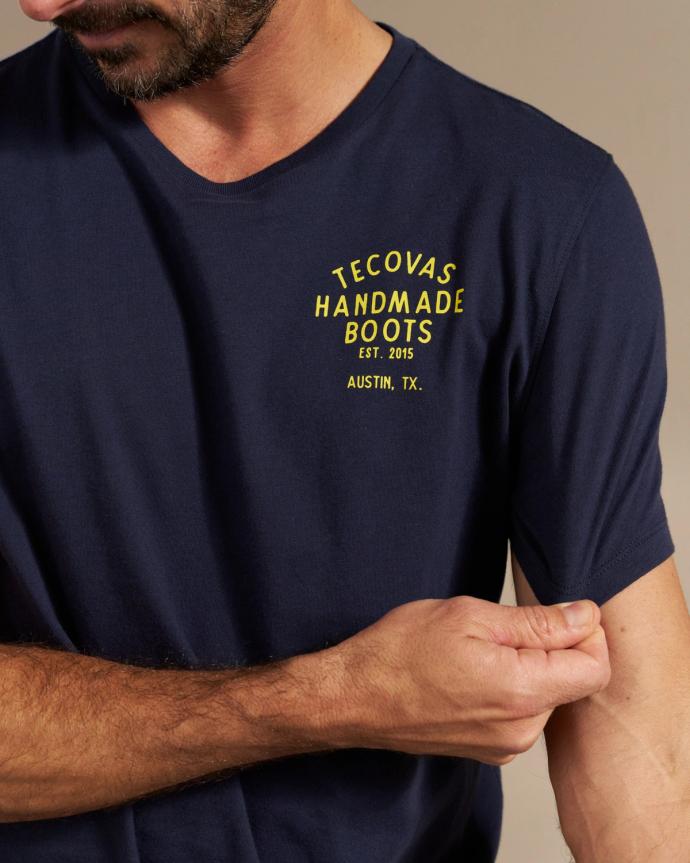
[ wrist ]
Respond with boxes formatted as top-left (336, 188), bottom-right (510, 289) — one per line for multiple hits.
top-left (280, 645), bottom-right (366, 750)
top-left (214, 647), bottom-right (361, 762)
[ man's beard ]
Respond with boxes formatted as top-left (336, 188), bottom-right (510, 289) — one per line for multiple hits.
top-left (54, 0), bottom-right (278, 102)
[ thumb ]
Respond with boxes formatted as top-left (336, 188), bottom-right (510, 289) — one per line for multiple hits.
top-left (520, 624), bottom-right (611, 709)
top-left (476, 599), bottom-right (601, 651)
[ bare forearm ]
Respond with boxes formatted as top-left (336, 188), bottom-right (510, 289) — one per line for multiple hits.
top-left (545, 693), bottom-right (690, 862)
top-left (0, 643), bottom-right (345, 822)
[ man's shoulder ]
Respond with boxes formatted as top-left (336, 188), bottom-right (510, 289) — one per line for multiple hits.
top-left (408, 38), bottom-right (612, 202)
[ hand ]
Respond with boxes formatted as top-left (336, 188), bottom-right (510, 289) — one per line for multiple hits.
top-left (327, 595), bottom-right (610, 765)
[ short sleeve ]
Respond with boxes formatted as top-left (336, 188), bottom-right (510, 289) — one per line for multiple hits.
top-left (509, 156), bottom-right (675, 607)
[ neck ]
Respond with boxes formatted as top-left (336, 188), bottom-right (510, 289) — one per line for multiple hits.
top-left (129, 0), bottom-right (392, 184)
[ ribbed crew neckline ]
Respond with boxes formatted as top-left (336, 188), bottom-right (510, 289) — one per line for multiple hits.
top-left (65, 20), bottom-right (417, 197)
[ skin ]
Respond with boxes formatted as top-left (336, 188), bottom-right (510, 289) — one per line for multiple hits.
top-left (12, 4), bottom-right (690, 856)
top-left (7, 0), bottom-right (610, 823)
top-left (21, 0), bottom-right (394, 183)
top-left (513, 552), bottom-right (690, 862)
top-left (0, 597), bottom-right (608, 821)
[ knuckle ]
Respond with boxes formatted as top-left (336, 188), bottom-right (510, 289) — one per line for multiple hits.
top-left (443, 594), bottom-right (474, 619)
top-left (488, 721), bottom-right (539, 766)
top-left (511, 721), bottom-right (542, 754)
top-left (522, 604), bottom-right (556, 639)
top-left (448, 593), bottom-right (475, 611)
top-left (493, 750), bottom-right (518, 766)
top-left (489, 720), bottom-right (542, 763)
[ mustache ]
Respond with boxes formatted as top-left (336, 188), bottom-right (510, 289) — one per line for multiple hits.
top-left (54, 2), bottom-right (172, 35)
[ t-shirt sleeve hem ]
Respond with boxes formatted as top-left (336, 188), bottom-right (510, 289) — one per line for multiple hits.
top-left (584, 519), bottom-right (675, 606)
top-left (513, 519), bottom-right (675, 607)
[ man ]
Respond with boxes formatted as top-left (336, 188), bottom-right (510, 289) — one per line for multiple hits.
top-left (1, 0), bottom-right (688, 860)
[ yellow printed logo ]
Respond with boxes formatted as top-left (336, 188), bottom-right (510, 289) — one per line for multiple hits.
top-left (313, 249), bottom-right (465, 392)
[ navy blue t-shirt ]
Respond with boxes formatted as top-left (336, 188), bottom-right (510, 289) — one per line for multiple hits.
top-left (0, 19), bottom-right (675, 862)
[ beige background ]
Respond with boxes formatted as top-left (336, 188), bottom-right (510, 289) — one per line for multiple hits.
top-left (2, 2), bottom-right (688, 860)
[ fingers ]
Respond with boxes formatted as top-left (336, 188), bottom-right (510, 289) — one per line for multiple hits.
top-left (513, 625), bottom-right (611, 710)
top-left (467, 597), bottom-right (601, 652)
top-left (561, 621), bottom-right (611, 668)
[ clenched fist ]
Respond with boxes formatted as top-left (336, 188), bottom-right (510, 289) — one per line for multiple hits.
top-left (323, 595), bottom-right (610, 765)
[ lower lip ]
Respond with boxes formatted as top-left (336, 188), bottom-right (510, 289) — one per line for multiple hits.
top-left (76, 22), bottom-right (136, 48)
